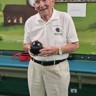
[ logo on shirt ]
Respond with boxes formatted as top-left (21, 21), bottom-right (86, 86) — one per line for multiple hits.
top-left (56, 28), bottom-right (60, 32)
top-left (54, 26), bottom-right (63, 35)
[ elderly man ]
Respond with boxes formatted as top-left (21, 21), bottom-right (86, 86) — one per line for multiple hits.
top-left (23, 0), bottom-right (79, 96)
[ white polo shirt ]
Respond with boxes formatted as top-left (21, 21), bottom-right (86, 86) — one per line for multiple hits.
top-left (24, 9), bottom-right (79, 61)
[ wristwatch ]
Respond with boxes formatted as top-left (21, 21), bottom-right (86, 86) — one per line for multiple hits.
top-left (58, 47), bottom-right (63, 55)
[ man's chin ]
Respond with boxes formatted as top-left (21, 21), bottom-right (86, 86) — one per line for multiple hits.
top-left (41, 13), bottom-right (48, 17)
top-left (39, 11), bottom-right (48, 16)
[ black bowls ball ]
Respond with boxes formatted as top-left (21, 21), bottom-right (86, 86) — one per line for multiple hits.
top-left (30, 40), bottom-right (43, 55)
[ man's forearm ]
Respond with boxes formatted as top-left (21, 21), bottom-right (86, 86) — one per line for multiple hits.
top-left (60, 42), bottom-right (79, 54)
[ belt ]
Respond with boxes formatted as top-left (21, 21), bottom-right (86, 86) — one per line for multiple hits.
top-left (31, 58), bottom-right (66, 66)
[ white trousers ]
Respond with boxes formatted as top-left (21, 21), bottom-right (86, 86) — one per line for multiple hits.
top-left (28, 59), bottom-right (70, 96)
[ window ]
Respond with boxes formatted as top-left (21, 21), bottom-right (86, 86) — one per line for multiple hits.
top-left (19, 17), bottom-right (23, 24)
top-left (7, 16), bottom-right (11, 23)
top-left (13, 16), bottom-right (17, 23)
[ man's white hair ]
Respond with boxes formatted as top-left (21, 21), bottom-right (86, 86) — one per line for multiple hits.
top-left (29, 0), bottom-right (35, 7)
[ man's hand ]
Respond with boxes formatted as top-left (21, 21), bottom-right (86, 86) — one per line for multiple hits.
top-left (38, 47), bottom-right (59, 56)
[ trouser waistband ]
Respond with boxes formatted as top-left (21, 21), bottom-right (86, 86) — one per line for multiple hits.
top-left (31, 58), bottom-right (67, 66)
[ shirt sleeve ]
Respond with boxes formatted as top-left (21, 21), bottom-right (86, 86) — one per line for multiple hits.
top-left (23, 21), bottom-right (31, 44)
top-left (66, 13), bottom-right (79, 43)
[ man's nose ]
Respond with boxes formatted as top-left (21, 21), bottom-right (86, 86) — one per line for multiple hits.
top-left (39, 0), bottom-right (45, 6)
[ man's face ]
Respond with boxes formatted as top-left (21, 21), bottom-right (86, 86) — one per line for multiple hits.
top-left (34, 0), bottom-right (55, 18)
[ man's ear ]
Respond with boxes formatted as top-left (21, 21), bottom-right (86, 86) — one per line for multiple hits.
top-left (34, 4), bottom-right (37, 11)
top-left (52, 0), bottom-right (55, 3)
top-left (51, 0), bottom-right (55, 6)
top-left (33, 3), bottom-right (35, 7)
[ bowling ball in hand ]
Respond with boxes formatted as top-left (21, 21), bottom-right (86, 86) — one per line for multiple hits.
top-left (30, 40), bottom-right (43, 55)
